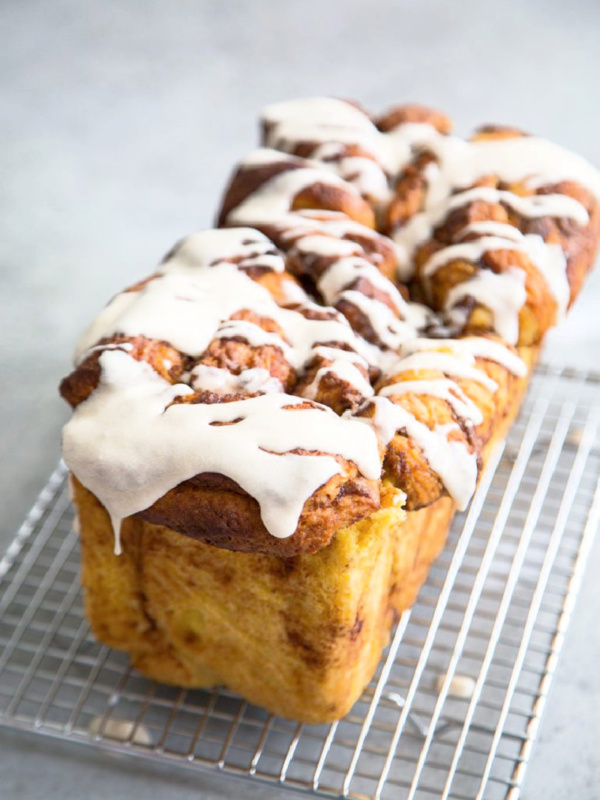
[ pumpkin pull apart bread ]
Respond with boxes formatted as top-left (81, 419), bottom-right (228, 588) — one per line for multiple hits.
top-left (60, 98), bottom-right (600, 723)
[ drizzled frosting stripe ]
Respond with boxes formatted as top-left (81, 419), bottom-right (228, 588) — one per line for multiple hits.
top-left (225, 152), bottom-right (368, 227)
top-left (399, 336), bottom-right (528, 377)
top-left (419, 232), bottom-right (569, 344)
top-left (378, 378), bottom-right (484, 426)
top-left (353, 397), bottom-right (479, 511)
top-left (62, 352), bottom-right (381, 545)
top-left (262, 98), bottom-right (392, 200)
top-left (76, 258), bottom-right (371, 374)
top-left (190, 364), bottom-right (283, 395)
top-left (384, 351), bottom-right (498, 393)
top-left (445, 269), bottom-right (528, 345)
top-left (395, 184), bottom-right (593, 265)
top-left (161, 228), bottom-right (286, 273)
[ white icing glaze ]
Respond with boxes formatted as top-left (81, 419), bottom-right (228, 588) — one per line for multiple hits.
top-left (445, 186), bottom-right (590, 225)
top-left (262, 98), bottom-right (391, 200)
top-left (74, 266), bottom-right (273, 361)
top-left (317, 256), bottom-right (405, 312)
top-left (337, 289), bottom-right (419, 350)
top-left (422, 237), bottom-right (522, 279)
top-left (226, 153), bottom-right (363, 227)
top-left (263, 98), bottom-right (599, 219)
top-left (263, 97), bottom-right (375, 132)
top-left (267, 121), bottom-right (380, 153)
top-left (329, 154), bottom-right (391, 200)
top-left (286, 230), bottom-right (432, 352)
top-left (353, 396), bottom-right (478, 510)
top-left (240, 147), bottom-right (294, 166)
top-left (400, 336), bottom-right (527, 377)
top-left (389, 130), bottom-right (600, 321)
top-left (239, 253), bottom-right (285, 272)
top-left (262, 98), bottom-right (438, 187)
top-left (392, 133), bottom-right (600, 230)
top-left (75, 256), bottom-right (376, 376)
top-left (274, 304), bottom-right (368, 367)
top-left (311, 345), bottom-right (368, 365)
top-left (63, 351), bottom-right (381, 542)
top-left (445, 267), bottom-right (527, 345)
top-left (278, 278), bottom-right (309, 305)
top-left (421, 232), bottom-right (569, 318)
top-left (303, 361), bottom-right (373, 401)
top-left (88, 716), bottom-right (153, 746)
top-left (215, 319), bottom-right (294, 360)
top-left (295, 235), bottom-right (362, 259)
top-left (399, 188), bottom-right (589, 261)
top-left (386, 351), bottom-right (498, 392)
top-left (437, 135), bottom-right (600, 198)
top-left (434, 673), bottom-right (476, 699)
top-left (190, 365), bottom-right (283, 395)
top-left (76, 341), bottom-right (133, 365)
top-left (280, 215), bottom-right (387, 252)
top-left (254, 99), bottom-right (600, 337)
top-left (379, 378), bottom-right (483, 426)
top-left (459, 221), bottom-right (527, 242)
top-left (162, 228), bottom-right (285, 273)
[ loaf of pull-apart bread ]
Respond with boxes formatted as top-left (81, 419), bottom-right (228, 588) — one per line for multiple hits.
top-left (60, 98), bottom-right (600, 723)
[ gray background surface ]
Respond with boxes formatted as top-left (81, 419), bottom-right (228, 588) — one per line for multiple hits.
top-left (1, 0), bottom-right (599, 797)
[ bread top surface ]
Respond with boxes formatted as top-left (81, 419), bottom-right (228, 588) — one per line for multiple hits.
top-left (61, 98), bottom-right (600, 556)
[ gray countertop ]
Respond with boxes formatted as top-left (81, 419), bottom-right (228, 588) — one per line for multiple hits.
top-left (1, 0), bottom-right (599, 796)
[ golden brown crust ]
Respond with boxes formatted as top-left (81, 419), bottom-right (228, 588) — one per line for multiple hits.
top-left (60, 336), bottom-right (186, 408)
top-left (136, 464), bottom-right (380, 558)
top-left (376, 103), bottom-right (453, 134)
top-left (199, 309), bottom-right (296, 390)
top-left (294, 349), bottom-right (370, 414)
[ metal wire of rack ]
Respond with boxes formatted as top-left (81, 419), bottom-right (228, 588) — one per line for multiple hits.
top-left (0, 364), bottom-right (599, 800)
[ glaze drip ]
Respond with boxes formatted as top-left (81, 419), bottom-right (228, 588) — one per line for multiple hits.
top-left (63, 352), bottom-right (381, 541)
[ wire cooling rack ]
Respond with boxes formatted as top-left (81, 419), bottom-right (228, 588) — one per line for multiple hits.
top-left (1, 365), bottom-right (599, 800)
